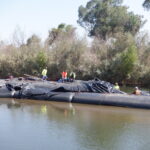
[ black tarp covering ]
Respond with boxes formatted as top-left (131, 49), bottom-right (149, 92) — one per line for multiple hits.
top-left (141, 90), bottom-right (150, 96)
top-left (5, 78), bottom-right (125, 98)
top-left (2, 78), bottom-right (150, 109)
top-left (51, 78), bottom-right (125, 94)
top-left (81, 79), bottom-right (123, 93)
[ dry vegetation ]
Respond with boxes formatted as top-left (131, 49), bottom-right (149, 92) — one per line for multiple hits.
top-left (0, 24), bottom-right (150, 86)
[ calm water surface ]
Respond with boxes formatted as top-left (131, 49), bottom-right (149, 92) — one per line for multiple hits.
top-left (0, 98), bottom-right (150, 150)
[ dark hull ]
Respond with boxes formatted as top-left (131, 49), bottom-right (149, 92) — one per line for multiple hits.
top-left (30, 92), bottom-right (150, 109)
top-left (0, 79), bottom-right (150, 109)
top-left (1, 90), bottom-right (150, 109)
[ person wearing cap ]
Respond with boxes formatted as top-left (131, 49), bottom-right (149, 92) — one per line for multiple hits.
top-left (132, 87), bottom-right (141, 95)
top-left (114, 82), bottom-right (120, 90)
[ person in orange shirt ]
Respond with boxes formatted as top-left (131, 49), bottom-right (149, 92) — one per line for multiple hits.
top-left (64, 71), bottom-right (67, 81)
top-left (61, 71), bottom-right (67, 82)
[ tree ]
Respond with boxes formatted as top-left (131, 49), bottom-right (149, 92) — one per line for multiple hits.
top-left (27, 34), bottom-right (41, 46)
top-left (45, 23), bottom-right (76, 46)
top-left (143, 0), bottom-right (150, 10)
top-left (110, 45), bottom-right (138, 82)
top-left (36, 51), bottom-right (47, 72)
top-left (119, 45), bottom-right (138, 78)
top-left (78, 0), bottom-right (145, 39)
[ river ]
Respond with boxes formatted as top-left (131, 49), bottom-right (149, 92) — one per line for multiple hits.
top-left (0, 98), bottom-right (150, 150)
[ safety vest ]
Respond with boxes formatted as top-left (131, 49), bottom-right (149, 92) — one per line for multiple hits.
top-left (62, 72), bottom-right (67, 78)
top-left (114, 85), bottom-right (120, 90)
top-left (42, 69), bottom-right (47, 76)
top-left (70, 72), bottom-right (76, 79)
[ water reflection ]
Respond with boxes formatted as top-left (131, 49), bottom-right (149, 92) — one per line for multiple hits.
top-left (41, 105), bottom-right (47, 114)
top-left (1, 99), bottom-right (150, 150)
top-left (7, 99), bottom-right (21, 109)
top-left (49, 102), bottom-right (76, 117)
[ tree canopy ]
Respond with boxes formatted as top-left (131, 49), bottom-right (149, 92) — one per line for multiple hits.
top-left (46, 23), bottom-right (76, 46)
top-left (78, 0), bottom-right (145, 39)
top-left (27, 34), bottom-right (41, 46)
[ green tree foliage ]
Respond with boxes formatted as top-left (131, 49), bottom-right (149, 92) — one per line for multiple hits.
top-left (109, 32), bottom-right (135, 58)
top-left (78, 0), bottom-right (145, 39)
top-left (46, 23), bottom-right (76, 46)
top-left (106, 45), bottom-right (138, 83)
top-left (49, 33), bottom-right (87, 79)
top-left (143, 0), bottom-right (150, 10)
top-left (118, 45), bottom-right (138, 80)
top-left (1, 24), bottom-right (150, 86)
top-left (45, 23), bottom-right (88, 80)
top-left (36, 51), bottom-right (47, 72)
top-left (99, 33), bottom-right (138, 83)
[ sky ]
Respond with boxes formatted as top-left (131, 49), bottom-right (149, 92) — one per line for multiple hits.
top-left (0, 0), bottom-right (150, 42)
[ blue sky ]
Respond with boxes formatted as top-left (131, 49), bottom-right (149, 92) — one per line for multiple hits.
top-left (0, 0), bottom-right (150, 42)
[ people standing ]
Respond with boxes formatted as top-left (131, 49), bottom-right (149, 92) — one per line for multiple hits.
top-left (114, 83), bottom-right (120, 90)
top-left (42, 67), bottom-right (48, 80)
top-left (70, 71), bottom-right (76, 82)
top-left (61, 71), bottom-right (67, 82)
top-left (64, 71), bottom-right (67, 81)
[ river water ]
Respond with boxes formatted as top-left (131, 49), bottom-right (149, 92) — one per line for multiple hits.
top-left (0, 98), bottom-right (150, 150)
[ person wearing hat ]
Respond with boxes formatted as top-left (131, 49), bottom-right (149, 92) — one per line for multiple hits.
top-left (132, 87), bottom-right (141, 95)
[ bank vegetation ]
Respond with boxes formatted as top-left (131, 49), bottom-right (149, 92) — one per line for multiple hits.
top-left (0, 0), bottom-right (150, 87)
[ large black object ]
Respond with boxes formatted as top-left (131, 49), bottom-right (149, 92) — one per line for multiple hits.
top-left (0, 78), bottom-right (150, 109)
